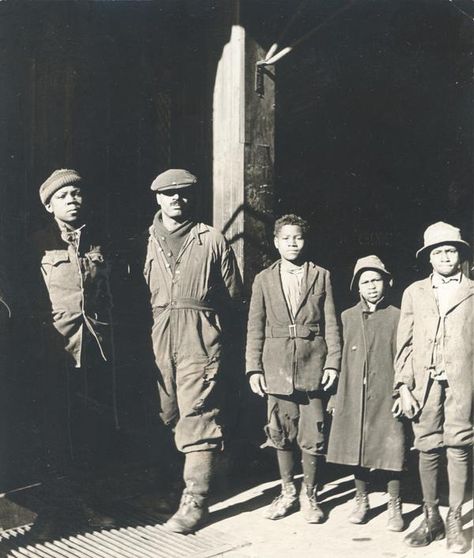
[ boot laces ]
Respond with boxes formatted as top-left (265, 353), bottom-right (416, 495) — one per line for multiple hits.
top-left (447, 509), bottom-right (462, 535)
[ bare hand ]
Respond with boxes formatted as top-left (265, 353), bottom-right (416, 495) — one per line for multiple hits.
top-left (322, 368), bottom-right (338, 391)
top-left (249, 372), bottom-right (268, 397)
top-left (391, 398), bottom-right (402, 418)
top-left (399, 385), bottom-right (420, 419)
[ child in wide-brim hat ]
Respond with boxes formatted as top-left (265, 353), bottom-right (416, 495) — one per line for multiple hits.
top-left (394, 221), bottom-right (473, 554)
top-left (327, 255), bottom-right (405, 531)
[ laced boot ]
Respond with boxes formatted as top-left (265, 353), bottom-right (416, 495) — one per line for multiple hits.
top-left (165, 451), bottom-right (214, 534)
top-left (404, 503), bottom-right (445, 547)
top-left (387, 497), bottom-right (404, 532)
top-left (263, 482), bottom-right (299, 520)
top-left (301, 484), bottom-right (325, 523)
top-left (348, 491), bottom-right (369, 524)
top-left (446, 507), bottom-right (469, 554)
top-left (165, 489), bottom-right (209, 534)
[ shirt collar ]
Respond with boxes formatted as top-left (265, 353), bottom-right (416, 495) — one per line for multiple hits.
top-left (280, 259), bottom-right (306, 274)
top-left (431, 271), bottom-right (462, 287)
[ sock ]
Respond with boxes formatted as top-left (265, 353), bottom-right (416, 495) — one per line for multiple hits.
top-left (447, 446), bottom-right (469, 509)
top-left (302, 452), bottom-right (318, 491)
top-left (419, 450), bottom-right (440, 506)
top-left (354, 466), bottom-right (370, 494)
top-left (277, 449), bottom-right (295, 484)
top-left (386, 472), bottom-right (401, 499)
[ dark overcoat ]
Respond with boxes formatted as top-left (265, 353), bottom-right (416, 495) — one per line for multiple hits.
top-left (327, 300), bottom-right (405, 471)
top-left (246, 260), bottom-right (341, 395)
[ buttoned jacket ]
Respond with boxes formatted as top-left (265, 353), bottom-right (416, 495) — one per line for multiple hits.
top-left (394, 275), bottom-right (474, 417)
top-left (246, 260), bottom-right (341, 395)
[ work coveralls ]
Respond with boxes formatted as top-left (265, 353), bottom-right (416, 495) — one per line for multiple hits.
top-left (32, 222), bottom-right (116, 471)
top-left (144, 220), bottom-right (241, 453)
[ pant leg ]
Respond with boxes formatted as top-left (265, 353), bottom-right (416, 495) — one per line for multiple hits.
top-left (262, 394), bottom-right (300, 451)
top-left (174, 353), bottom-right (224, 453)
top-left (297, 391), bottom-right (325, 456)
top-left (443, 382), bottom-right (473, 448)
top-left (412, 379), bottom-right (444, 452)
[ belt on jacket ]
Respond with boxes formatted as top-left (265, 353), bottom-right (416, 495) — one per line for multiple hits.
top-left (265, 323), bottom-right (321, 339)
top-left (153, 298), bottom-right (215, 317)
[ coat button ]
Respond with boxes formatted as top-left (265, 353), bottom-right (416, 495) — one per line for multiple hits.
top-left (351, 345), bottom-right (357, 350)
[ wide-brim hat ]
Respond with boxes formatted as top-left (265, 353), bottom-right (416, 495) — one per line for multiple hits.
top-left (350, 255), bottom-right (393, 290)
top-left (151, 169), bottom-right (197, 192)
top-left (39, 169), bottom-right (83, 205)
top-left (416, 221), bottom-right (470, 258)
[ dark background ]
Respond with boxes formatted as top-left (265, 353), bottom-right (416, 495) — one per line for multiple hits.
top-left (0, 0), bottom-right (472, 490)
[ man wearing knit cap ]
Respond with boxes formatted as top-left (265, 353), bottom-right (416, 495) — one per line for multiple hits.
top-left (394, 222), bottom-right (473, 554)
top-left (28, 168), bottom-right (116, 533)
top-left (144, 169), bottom-right (242, 534)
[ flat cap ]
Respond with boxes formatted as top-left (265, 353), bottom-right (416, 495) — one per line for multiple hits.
top-left (151, 169), bottom-right (197, 192)
top-left (40, 169), bottom-right (83, 205)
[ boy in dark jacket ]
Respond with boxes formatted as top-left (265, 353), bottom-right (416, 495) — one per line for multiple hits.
top-left (246, 214), bottom-right (341, 523)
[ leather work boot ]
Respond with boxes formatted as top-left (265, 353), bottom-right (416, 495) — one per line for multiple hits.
top-left (348, 491), bottom-right (370, 524)
top-left (165, 451), bottom-right (214, 534)
top-left (387, 497), bottom-right (404, 532)
top-left (263, 482), bottom-right (299, 520)
top-left (165, 489), bottom-right (209, 534)
top-left (446, 507), bottom-right (469, 554)
top-left (301, 484), bottom-right (325, 523)
top-left (404, 503), bottom-right (445, 547)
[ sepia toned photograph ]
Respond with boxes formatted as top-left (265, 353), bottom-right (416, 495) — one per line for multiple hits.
top-left (0, 1), bottom-right (472, 556)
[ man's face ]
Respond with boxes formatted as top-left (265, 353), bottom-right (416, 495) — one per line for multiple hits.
top-left (274, 224), bottom-right (305, 263)
top-left (156, 187), bottom-right (193, 221)
top-left (429, 244), bottom-right (460, 277)
top-left (358, 270), bottom-right (385, 304)
top-left (46, 185), bottom-right (83, 224)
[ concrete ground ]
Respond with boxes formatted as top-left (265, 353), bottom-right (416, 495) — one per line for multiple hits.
top-left (202, 474), bottom-right (473, 558)
top-left (0, 465), bottom-right (472, 557)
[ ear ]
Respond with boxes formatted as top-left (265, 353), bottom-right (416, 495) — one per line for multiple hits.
top-left (45, 202), bottom-right (54, 214)
top-left (273, 236), bottom-right (279, 250)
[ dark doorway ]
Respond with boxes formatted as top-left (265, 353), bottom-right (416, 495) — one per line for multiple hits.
top-left (275, 0), bottom-right (473, 309)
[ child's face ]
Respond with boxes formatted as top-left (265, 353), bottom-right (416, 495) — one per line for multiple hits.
top-left (429, 245), bottom-right (460, 277)
top-left (274, 224), bottom-right (305, 263)
top-left (358, 270), bottom-right (385, 304)
top-left (46, 185), bottom-right (84, 225)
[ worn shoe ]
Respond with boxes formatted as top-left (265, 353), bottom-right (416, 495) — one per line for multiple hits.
top-left (349, 491), bottom-right (369, 524)
top-left (387, 497), bottom-right (404, 532)
top-left (446, 507), bottom-right (469, 554)
top-left (301, 485), bottom-right (325, 523)
top-left (165, 490), bottom-right (209, 534)
top-left (404, 504), bottom-right (445, 547)
top-left (264, 482), bottom-right (299, 520)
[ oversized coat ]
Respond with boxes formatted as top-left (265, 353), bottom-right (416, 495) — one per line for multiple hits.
top-left (246, 260), bottom-right (341, 395)
top-left (327, 300), bottom-right (405, 471)
top-left (394, 276), bottom-right (474, 420)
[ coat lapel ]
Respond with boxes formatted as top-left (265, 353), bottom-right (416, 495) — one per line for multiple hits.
top-left (444, 277), bottom-right (474, 315)
top-left (268, 261), bottom-right (292, 320)
top-left (294, 263), bottom-right (319, 319)
top-left (417, 278), bottom-right (439, 317)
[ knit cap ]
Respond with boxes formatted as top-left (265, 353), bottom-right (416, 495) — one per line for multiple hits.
top-left (39, 169), bottom-right (83, 205)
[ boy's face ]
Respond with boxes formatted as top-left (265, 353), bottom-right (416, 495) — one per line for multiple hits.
top-left (358, 270), bottom-right (385, 304)
top-left (429, 244), bottom-right (460, 277)
top-left (46, 185), bottom-right (84, 225)
top-left (274, 224), bottom-right (305, 263)
top-left (157, 187), bottom-right (193, 221)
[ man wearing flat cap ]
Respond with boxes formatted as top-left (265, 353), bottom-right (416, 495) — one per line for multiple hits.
top-left (27, 169), bottom-right (116, 532)
top-left (394, 222), bottom-right (473, 554)
top-left (144, 169), bottom-right (242, 534)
